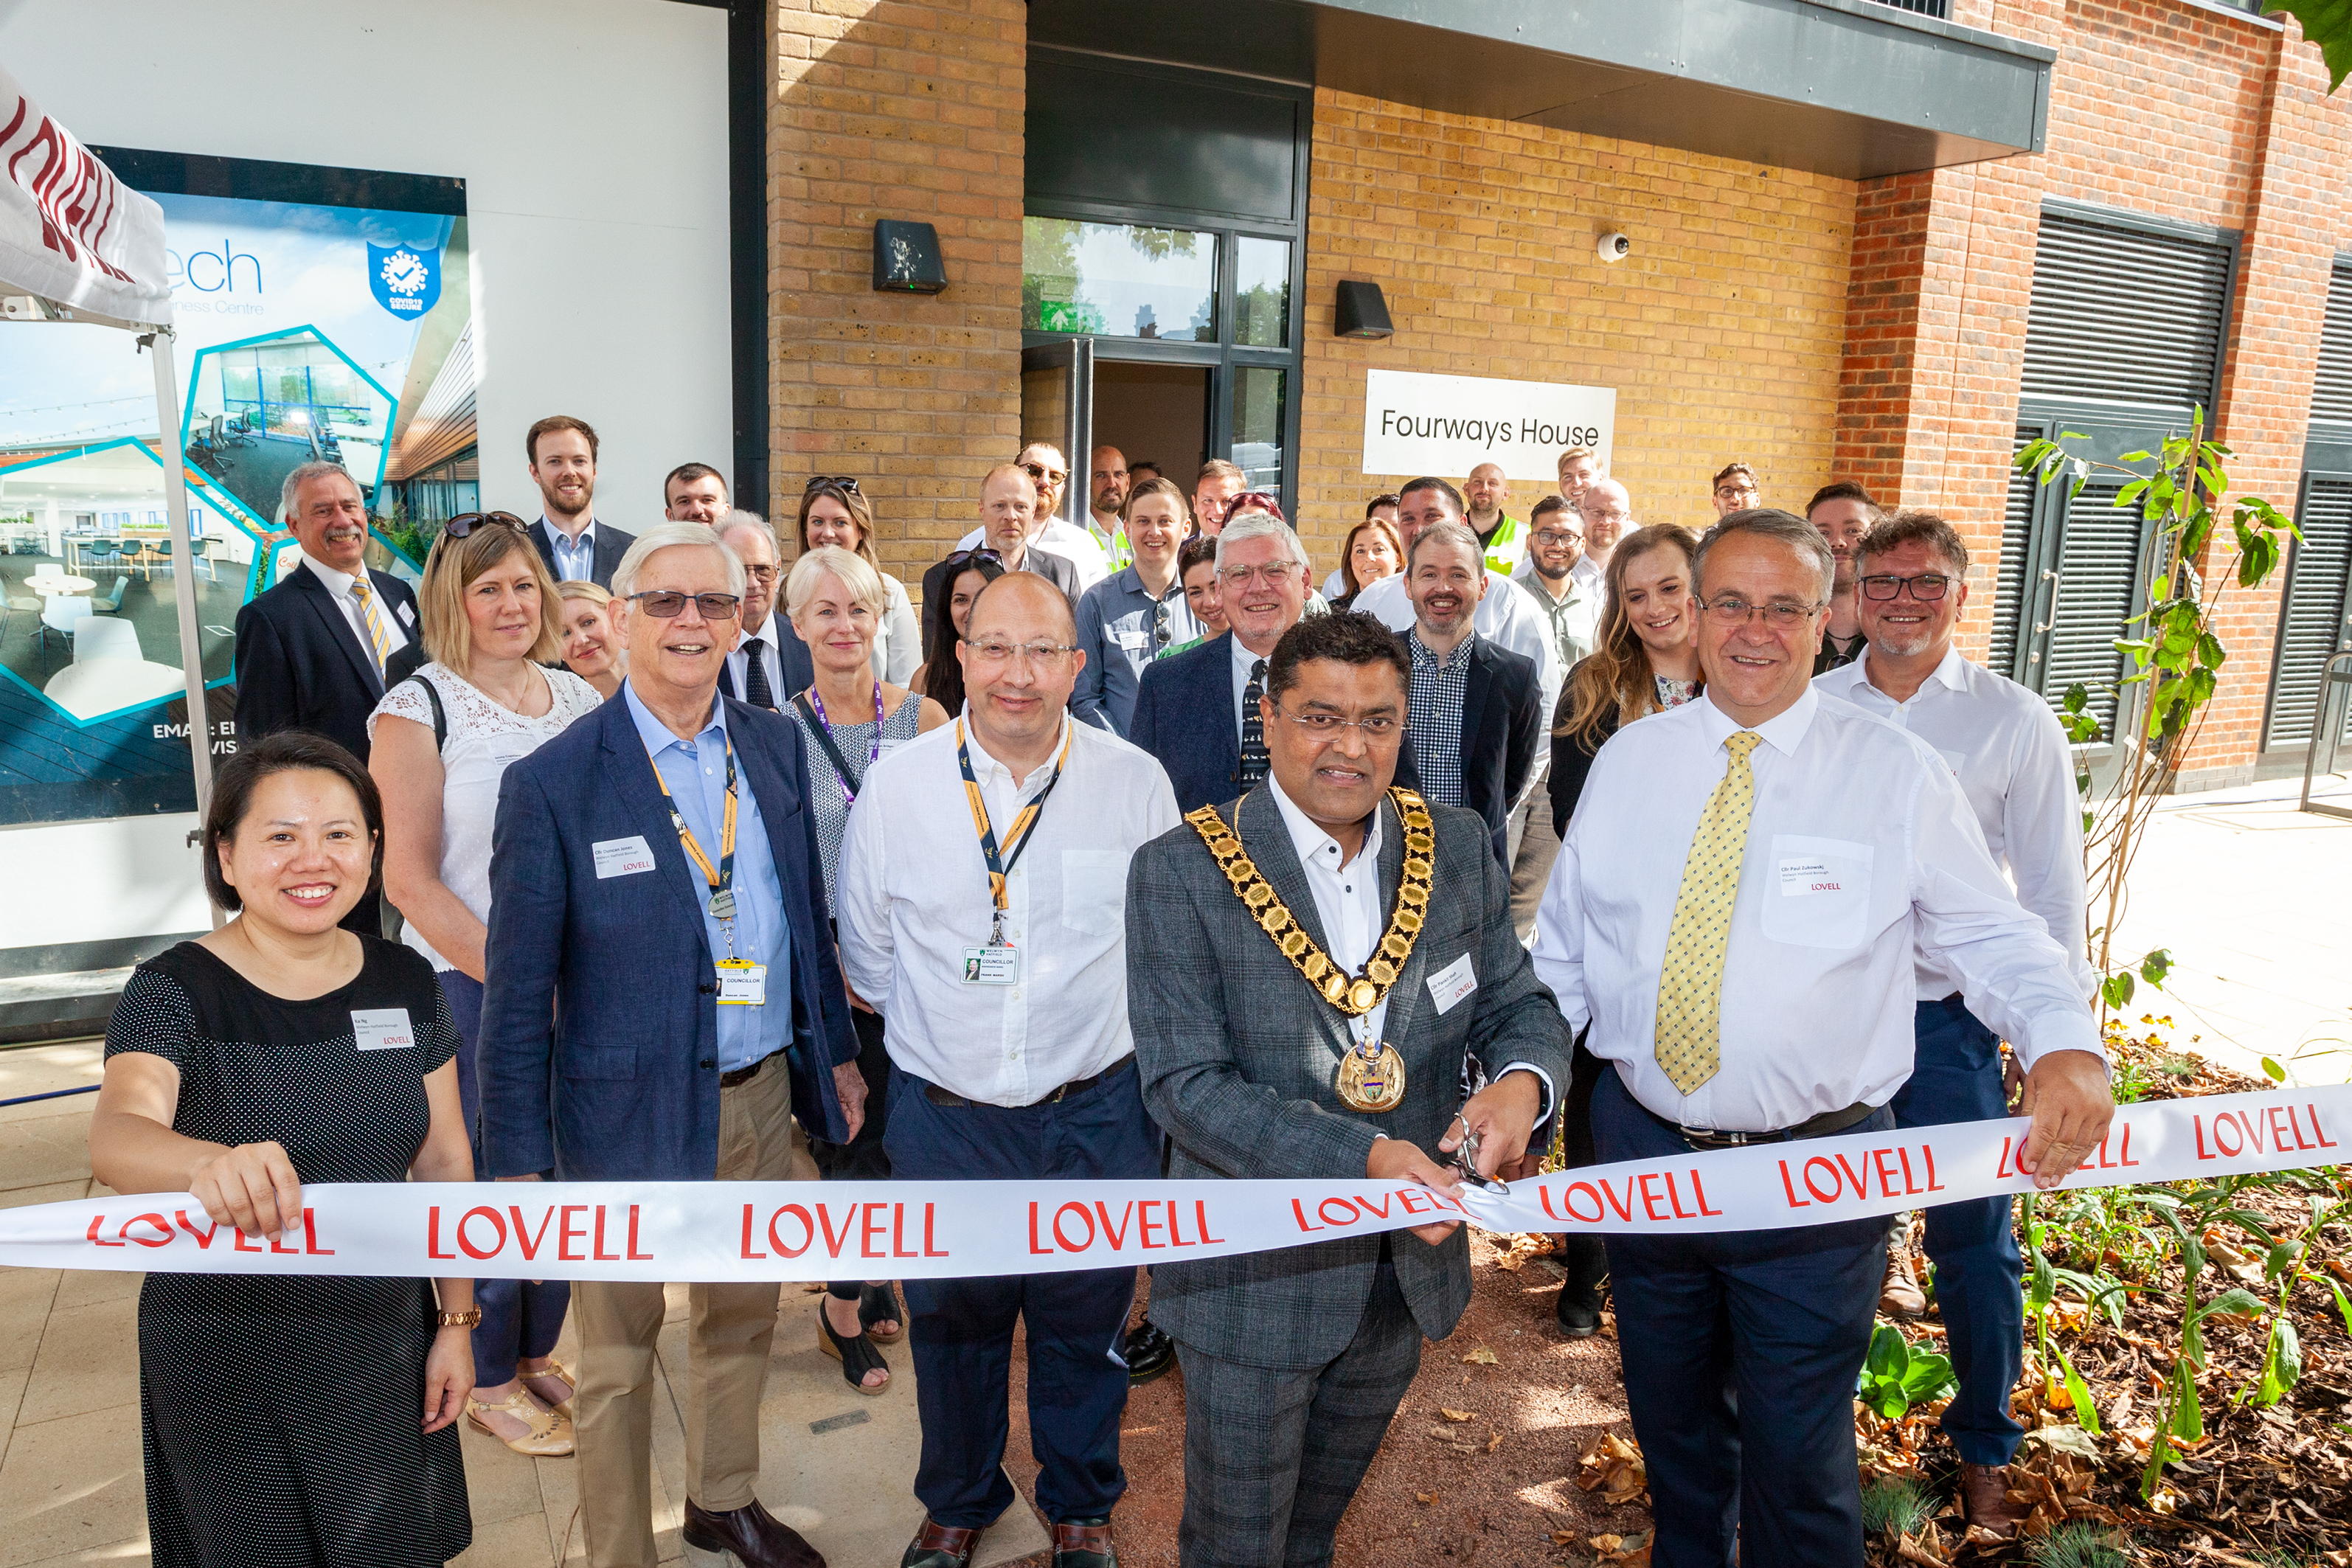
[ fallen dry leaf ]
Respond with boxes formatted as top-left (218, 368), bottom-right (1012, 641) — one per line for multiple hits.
top-left (1415, 1492), bottom-right (1438, 1505)
top-left (1485, 1431), bottom-right (1505, 1454)
top-left (1438, 1407), bottom-right (1474, 1422)
top-left (1462, 1346), bottom-right (1499, 1364)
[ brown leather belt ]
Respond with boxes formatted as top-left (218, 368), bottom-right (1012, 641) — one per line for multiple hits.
top-left (1642, 1097), bottom-right (1877, 1152)
top-left (923, 1052), bottom-right (1135, 1110)
top-left (719, 1050), bottom-right (780, 1089)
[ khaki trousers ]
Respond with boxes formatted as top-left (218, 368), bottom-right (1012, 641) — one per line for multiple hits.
top-left (574, 1061), bottom-right (801, 1568)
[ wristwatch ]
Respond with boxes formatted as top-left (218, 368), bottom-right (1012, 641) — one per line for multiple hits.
top-left (437, 1307), bottom-right (483, 1329)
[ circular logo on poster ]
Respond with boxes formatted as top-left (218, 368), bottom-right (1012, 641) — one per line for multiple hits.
top-left (380, 250), bottom-right (430, 296)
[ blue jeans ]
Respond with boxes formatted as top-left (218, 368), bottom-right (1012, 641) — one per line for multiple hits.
top-left (1890, 996), bottom-right (2025, 1467)
top-left (1592, 1069), bottom-right (1888, 1568)
top-left (884, 1061), bottom-right (1157, 1528)
top-left (438, 970), bottom-right (570, 1387)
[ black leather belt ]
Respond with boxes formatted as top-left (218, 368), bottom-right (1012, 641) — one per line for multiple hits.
top-left (923, 1052), bottom-right (1134, 1110)
top-left (1641, 1097), bottom-right (1876, 1152)
top-left (719, 1050), bottom-right (781, 1089)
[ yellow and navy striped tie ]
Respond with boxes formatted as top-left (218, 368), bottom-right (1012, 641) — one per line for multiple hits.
top-left (349, 576), bottom-right (393, 674)
top-left (1653, 730), bottom-right (1762, 1095)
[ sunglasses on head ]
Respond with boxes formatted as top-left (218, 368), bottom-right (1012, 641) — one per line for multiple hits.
top-left (442, 510), bottom-right (530, 540)
top-left (1228, 491), bottom-right (1286, 523)
top-left (805, 475), bottom-right (861, 496)
top-left (943, 547), bottom-right (1005, 571)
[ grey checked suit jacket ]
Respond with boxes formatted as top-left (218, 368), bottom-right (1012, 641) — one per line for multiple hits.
top-left (1128, 786), bottom-right (1574, 1368)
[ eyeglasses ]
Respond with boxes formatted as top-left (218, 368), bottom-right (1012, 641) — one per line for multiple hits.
top-left (1714, 485), bottom-right (1760, 502)
top-left (628, 590), bottom-right (743, 620)
top-left (805, 475), bottom-right (861, 496)
top-left (740, 563), bottom-right (780, 583)
top-left (1272, 701), bottom-right (1402, 741)
top-left (1702, 596), bottom-right (1822, 629)
top-left (1019, 462), bottom-right (1068, 487)
top-left (962, 637), bottom-right (1078, 666)
top-left (1532, 528), bottom-right (1583, 547)
top-left (442, 510), bottom-right (530, 540)
top-left (1859, 572), bottom-right (1954, 603)
top-left (1217, 563), bottom-right (1302, 589)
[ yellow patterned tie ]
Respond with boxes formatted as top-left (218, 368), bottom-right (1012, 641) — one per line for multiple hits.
top-left (349, 576), bottom-right (392, 673)
top-left (1654, 731), bottom-right (1763, 1095)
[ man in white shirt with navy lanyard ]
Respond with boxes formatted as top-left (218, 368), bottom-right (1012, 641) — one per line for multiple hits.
top-left (839, 571), bottom-right (1179, 1568)
top-left (1532, 508), bottom-right (2112, 1568)
top-left (1812, 509), bottom-right (2093, 1539)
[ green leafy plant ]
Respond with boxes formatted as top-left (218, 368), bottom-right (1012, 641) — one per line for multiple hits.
top-left (1856, 1322), bottom-right (1957, 1420)
top-left (2016, 414), bottom-right (2298, 1024)
top-left (2264, 1), bottom-right (2352, 91)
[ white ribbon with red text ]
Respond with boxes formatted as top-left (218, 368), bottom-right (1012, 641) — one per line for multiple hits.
top-left (4, 1086), bottom-right (2342, 1281)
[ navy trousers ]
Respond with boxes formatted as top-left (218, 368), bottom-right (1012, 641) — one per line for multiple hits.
top-left (884, 1061), bottom-right (1156, 1529)
top-left (1890, 996), bottom-right (2025, 1467)
top-left (1591, 1070), bottom-right (1887, 1568)
top-left (437, 971), bottom-right (570, 1387)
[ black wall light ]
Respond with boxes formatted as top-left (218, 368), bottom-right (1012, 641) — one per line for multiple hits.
top-left (1334, 280), bottom-right (1394, 339)
top-left (873, 220), bottom-right (948, 294)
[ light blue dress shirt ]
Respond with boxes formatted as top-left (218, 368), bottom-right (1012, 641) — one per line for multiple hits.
top-left (545, 518), bottom-right (598, 586)
top-left (1071, 565), bottom-right (1201, 736)
top-left (623, 681), bottom-right (793, 1072)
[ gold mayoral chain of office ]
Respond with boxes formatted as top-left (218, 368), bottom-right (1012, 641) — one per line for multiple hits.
top-left (1183, 788), bottom-right (1435, 1113)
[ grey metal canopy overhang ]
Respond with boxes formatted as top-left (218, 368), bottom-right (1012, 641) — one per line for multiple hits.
top-left (1025, 0), bottom-right (2054, 181)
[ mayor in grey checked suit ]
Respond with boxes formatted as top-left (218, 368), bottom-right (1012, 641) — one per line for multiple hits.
top-left (1128, 610), bottom-right (1575, 1568)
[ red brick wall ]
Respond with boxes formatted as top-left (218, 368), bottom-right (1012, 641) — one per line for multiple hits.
top-left (769, 0), bottom-right (1027, 588)
top-left (1833, 0), bottom-right (2350, 777)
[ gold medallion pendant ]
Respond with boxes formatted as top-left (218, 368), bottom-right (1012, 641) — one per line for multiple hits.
top-left (1336, 1039), bottom-right (1407, 1112)
top-left (1184, 788), bottom-right (1436, 1114)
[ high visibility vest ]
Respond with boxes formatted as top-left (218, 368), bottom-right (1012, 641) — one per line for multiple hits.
top-left (1479, 513), bottom-right (1526, 576)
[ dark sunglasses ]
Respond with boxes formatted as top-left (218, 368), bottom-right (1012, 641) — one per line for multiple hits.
top-left (626, 589), bottom-right (742, 620)
top-left (805, 475), bottom-right (862, 496)
top-left (442, 510), bottom-right (530, 540)
top-left (943, 547), bottom-right (1005, 570)
top-left (1019, 461), bottom-right (1068, 486)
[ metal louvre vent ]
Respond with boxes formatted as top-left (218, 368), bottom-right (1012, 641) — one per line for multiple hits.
top-left (1988, 425), bottom-right (2038, 679)
top-left (2308, 266), bottom-right (2352, 433)
top-left (2021, 211), bottom-right (2233, 413)
top-left (2042, 481), bottom-right (2143, 738)
top-left (2266, 476), bottom-right (2352, 749)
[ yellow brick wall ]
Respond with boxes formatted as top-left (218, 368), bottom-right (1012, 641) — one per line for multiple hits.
top-left (769, 0), bottom-right (1027, 589)
top-left (1298, 89), bottom-right (1859, 574)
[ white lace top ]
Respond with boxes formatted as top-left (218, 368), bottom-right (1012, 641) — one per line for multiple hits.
top-left (367, 662), bottom-right (603, 971)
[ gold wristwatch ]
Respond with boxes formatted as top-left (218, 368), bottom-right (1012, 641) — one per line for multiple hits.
top-left (437, 1307), bottom-right (483, 1329)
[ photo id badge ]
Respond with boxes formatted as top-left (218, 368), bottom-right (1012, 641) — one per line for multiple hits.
top-left (962, 945), bottom-right (1019, 985)
top-left (715, 960), bottom-right (767, 1006)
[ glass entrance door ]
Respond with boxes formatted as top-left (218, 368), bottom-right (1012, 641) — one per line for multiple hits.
top-left (1020, 336), bottom-right (1094, 526)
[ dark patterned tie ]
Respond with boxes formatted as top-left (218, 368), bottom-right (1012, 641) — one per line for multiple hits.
top-left (1239, 658), bottom-right (1269, 789)
top-left (743, 638), bottom-right (777, 710)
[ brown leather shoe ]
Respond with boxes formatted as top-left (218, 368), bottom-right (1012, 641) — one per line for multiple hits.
top-left (1879, 1246), bottom-right (1927, 1319)
top-left (682, 1498), bottom-right (825, 1568)
top-left (1960, 1462), bottom-right (2030, 1539)
top-left (900, 1516), bottom-right (983, 1568)
top-left (1052, 1516), bottom-right (1117, 1567)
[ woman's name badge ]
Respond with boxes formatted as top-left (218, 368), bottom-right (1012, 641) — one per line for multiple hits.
top-left (352, 1008), bottom-right (415, 1051)
top-left (962, 946), bottom-right (1019, 985)
top-left (715, 960), bottom-right (767, 1006)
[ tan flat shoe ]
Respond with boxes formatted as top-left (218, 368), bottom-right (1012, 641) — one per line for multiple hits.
top-left (518, 1358), bottom-right (576, 1417)
top-left (466, 1387), bottom-right (576, 1456)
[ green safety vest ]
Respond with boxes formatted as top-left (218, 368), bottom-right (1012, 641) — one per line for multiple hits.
top-left (1478, 513), bottom-right (1526, 577)
top-left (1089, 517), bottom-right (1131, 572)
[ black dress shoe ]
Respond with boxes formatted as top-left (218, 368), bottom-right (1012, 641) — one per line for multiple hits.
top-left (683, 1498), bottom-right (825, 1568)
top-left (1124, 1317), bottom-right (1176, 1384)
top-left (1052, 1516), bottom-right (1118, 1567)
top-left (901, 1516), bottom-right (983, 1568)
top-left (1553, 1232), bottom-right (1609, 1339)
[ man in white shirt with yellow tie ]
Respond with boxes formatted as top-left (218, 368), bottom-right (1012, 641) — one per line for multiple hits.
top-left (1532, 508), bottom-right (2112, 1568)
top-left (839, 572), bottom-right (1178, 1568)
top-left (1814, 509), bottom-right (2093, 1538)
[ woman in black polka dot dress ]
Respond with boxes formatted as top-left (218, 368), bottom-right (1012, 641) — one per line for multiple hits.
top-left (89, 735), bottom-right (475, 1567)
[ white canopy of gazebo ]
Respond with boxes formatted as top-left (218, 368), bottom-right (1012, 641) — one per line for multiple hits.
top-left (1, 61), bottom-right (212, 812)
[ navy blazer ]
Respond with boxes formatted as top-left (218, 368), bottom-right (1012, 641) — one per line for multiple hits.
top-left (1453, 635), bottom-right (1544, 864)
top-left (232, 561), bottom-right (419, 764)
top-left (1128, 634), bottom-right (1421, 815)
top-left (530, 517), bottom-right (637, 591)
top-left (718, 617), bottom-right (814, 706)
top-left (478, 690), bottom-right (856, 1182)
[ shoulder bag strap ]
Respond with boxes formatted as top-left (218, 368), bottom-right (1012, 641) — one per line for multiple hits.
top-left (792, 692), bottom-right (862, 795)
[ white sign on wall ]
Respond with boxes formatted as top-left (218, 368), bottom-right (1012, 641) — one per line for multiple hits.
top-left (1361, 367), bottom-right (1616, 479)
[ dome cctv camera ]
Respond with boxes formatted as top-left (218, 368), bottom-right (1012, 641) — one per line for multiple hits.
top-left (1598, 231), bottom-right (1631, 263)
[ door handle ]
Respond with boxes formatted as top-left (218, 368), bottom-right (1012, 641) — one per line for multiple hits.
top-left (2032, 569), bottom-right (2063, 636)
